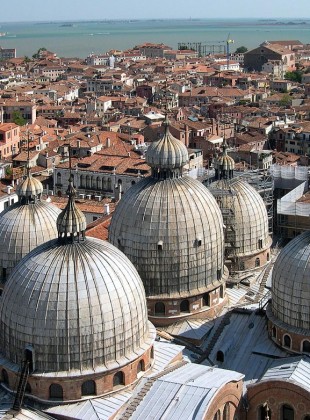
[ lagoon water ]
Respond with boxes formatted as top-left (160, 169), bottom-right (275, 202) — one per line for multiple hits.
top-left (0, 18), bottom-right (310, 58)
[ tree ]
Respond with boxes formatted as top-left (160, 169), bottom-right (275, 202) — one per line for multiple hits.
top-left (23, 56), bottom-right (31, 63)
top-left (32, 47), bottom-right (47, 59)
top-left (235, 46), bottom-right (248, 54)
top-left (279, 93), bottom-right (291, 107)
top-left (284, 70), bottom-right (303, 83)
top-left (12, 111), bottom-right (26, 126)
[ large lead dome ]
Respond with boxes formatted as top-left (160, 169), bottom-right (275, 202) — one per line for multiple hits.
top-left (0, 177), bottom-right (155, 401)
top-left (0, 172), bottom-right (60, 284)
top-left (109, 118), bottom-right (226, 325)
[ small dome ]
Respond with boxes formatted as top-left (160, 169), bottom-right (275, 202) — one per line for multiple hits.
top-left (16, 175), bottom-right (43, 200)
top-left (146, 118), bottom-right (188, 170)
top-left (214, 141), bottom-right (235, 180)
top-left (272, 231), bottom-right (310, 330)
top-left (109, 176), bottom-right (224, 298)
top-left (0, 237), bottom-right (154, 373)
top-left (57, 177), bottom-right (86, 237)
top-left (0, 201), bottom-right (60, 278)
top-left (214, 154), bottom-right (235, 172)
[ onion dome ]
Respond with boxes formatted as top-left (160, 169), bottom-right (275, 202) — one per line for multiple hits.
top-left (57, 175), bottom-right (87, 241)
top-left (0, 174), bottom-right (155, 382)
top-left (16, 175), bottom-right (43, 202)
top-left (214, 140), bottom-right (235, 180)
top-left (271, 231), bottom-right (310, 331)
top-left (0, 174), bottom-right (60, 282)
top-left (146, 115), bottom-right (188, 174)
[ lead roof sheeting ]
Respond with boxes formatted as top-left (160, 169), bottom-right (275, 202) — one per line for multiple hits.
top-left (151, 341), bottom-right (184, 373)
top-left (162, 319), bottom-right (215, 341)
top-left (260, 357), bottom-right (310, 391)
top-left (46, 390), bottom-right (132, 420)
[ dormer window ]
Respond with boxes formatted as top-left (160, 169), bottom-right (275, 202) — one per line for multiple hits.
top-left (157, 241), bottom-right (163, 251)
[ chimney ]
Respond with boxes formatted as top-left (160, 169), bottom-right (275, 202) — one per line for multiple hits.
top-left (106, 137), bottom-right (111, 148)
top-left (77, 140), bottom-right (81, 149)
top-left (6, 186), bottom-right (12, 195)
top-left (127, 151), bottom-right (131, 157)
top-left (104, 203), bottom-right (110, 215)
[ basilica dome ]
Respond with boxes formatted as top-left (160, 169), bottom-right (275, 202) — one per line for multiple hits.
top-left (0, 173), bottom-right (60, 283)
top-left (209, 146), bottom-right (271, 272)
top-left (109, 119), bottom-right (226, 325)
top-left (0, 176), bottom-right (155, 401)
top-left (271, 231), bottom-right (310, 331)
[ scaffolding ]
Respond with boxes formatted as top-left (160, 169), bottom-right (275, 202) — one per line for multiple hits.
top-left (236, 169), bottom-right (274, 235)
top-left (177, 42), bottom-right (226, 56)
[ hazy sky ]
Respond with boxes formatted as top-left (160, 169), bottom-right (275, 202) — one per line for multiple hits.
top-left (2, 0), bottom-right (310, 22)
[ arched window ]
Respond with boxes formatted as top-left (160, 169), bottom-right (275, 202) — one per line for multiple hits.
top-left (102, 177), bottom-right (107, 190)
top-left (223, 403), bottom-right (230, 420)
top-left (239, 261), bottom-right (245, 271)
top-left (302, 340), bottom-right (310, 353)
top-left (155, 302), bottom-right (165, 316)
top-left (150, 346), bottom-right (154, 359)
top-left (80, 174), bottom-right (85, 188)
top-left (49, 384), bottom-right (63, 400)
top-left (258, 405), bottom-right (271, 420)
top-left (213, 410), bottom-right (221, 420)
top-left (282, 404), bottom-right (294, 420)
top-left (255, 258), bottom-right (260, 267)
top-left (272, 326), bottom-right (277, 338)
top-left (258, 239), bottom-right (263, 249)
top-left (304, 416), bottom-right (310, 420)
top-left (217, 269), bottom-right (222, 280)
top-left (180, 300), bottom-right (190, 313)
top-left (220, 285), bottom-right (224, 298)
top-left (203, 293), bottom-right (210, 307)
top-left (25, 348), bottom-right (34, 373)
top-left (216, 350), bottom-right (224, 363)
top-left (2, 369), bottom-right (9, 386)
top-left (107, 178), bottom-right (112, 191)
top-left (137, 360), bottom-right (145, 375)
top-left (25, 382), bottom-right (31, 394)
top-left (96, 176), bottom-right (101, 190)
top-left (113, 371), bottom-right (125, 388)
top-left (131, 180), bottom-right (136, 186)
top-left (86, 175), bottom-right (90, 189)
top-left (81, 380), bottom-right (96, 396)
top-left (283, 334), bottom-right (291, 348)
top-left (92, 176), bottom-right (96, 189)
top-left (267, 252), bottom-right (270, 261)
top-left (56, 172), bottom-right (61, 185)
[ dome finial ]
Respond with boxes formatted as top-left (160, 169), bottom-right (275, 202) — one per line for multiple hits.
top-left (16, 129), bottom-right (43, 203)
top-left (145, 116), bottom-right (189, 179)
top-left (214, 138), bottom-right (235, 180)
top-left (57, 173), bottom-right (87, 243)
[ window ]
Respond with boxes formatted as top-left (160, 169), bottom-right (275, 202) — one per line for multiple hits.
top-left (137, 360), bottom-right (145, 375)
top-left (255, 258), bottom-right (260, 267)
top-left (282, 404), bottom-right (294, 420)
top-left (25, 382), bottom-right (31, 394)
top-left (258, 239), bottom-right (263, 249)
top-left (157, 241), bottom-right (163, 251)
top-left (216, 350), bottom-right (224, 363)
top-left (25, 348), bottom-right (34, 373)
top-left (302, 340), bottom-right (310, 353)
top-left (223, 403), bottom-right (230, 420)
top-left (258, 405), bottom-right (271, 420)
top-left (154, 302), bottom-right (165, 316)
top-left (56, 172), bottom-right (61, 185)
top-left (1, 369), bottom-right (9, 386)
top-left (113, 371), bottom-right (125, 388)
top-left (49, 384), bottom-right (63, 400)
top-left (283, 334), bottom-right (291, 348)
top-left (81, 380), bottom-right (96, 396)
top-left (203, 293), bottom-right (210, 307)
top-left (213, 410), bottom-right (221, 420)
top-left (272, 326), bottom-right (277, 338)
top-left (180, 300), bottom-right (190, 313)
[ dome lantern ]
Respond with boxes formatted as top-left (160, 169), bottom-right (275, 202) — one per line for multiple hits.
top-left (56, 174), bottom-right (87, 243)
top-left (145, 115), bottom-right (189, 180)
top-left (214, 139), bottom-right (235, 180)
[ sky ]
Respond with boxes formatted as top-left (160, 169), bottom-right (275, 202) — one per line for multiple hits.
top-left (1, 0), bottom-right (310, 22)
